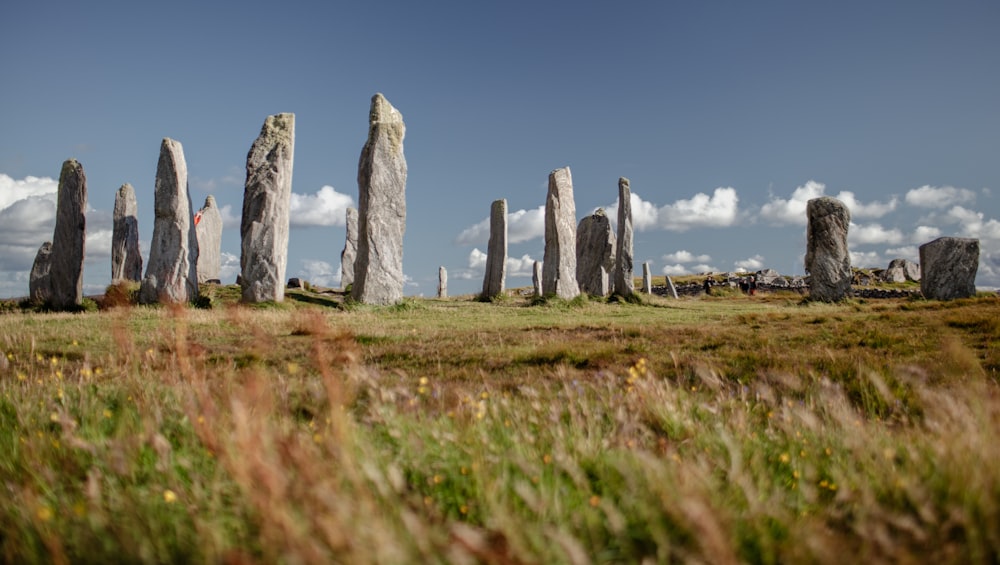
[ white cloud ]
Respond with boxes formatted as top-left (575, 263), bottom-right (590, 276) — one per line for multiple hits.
top-left (658, 187), bottom-right (740, 231)
top-left (289, 186), bottom-right (355, 227)
top-left (760, 181), bottom-right (897, 226)
top-left (734, 255), bottom-right (766, 271)
top-left (837, 191), bottom-right (898, 219)
top-left (295, 259), bottom-right (341, 287)
top-left (905, 185), bottom-right (977, 208)
top-left (943, 206), bottom-right (1000, 241)
top-left (0, 173), bottom-right (57, 210)
top-left (912, 225), bottom-right (941, 244)
top-left (456, 205), bottom-right (545, 246)
top-left (218, 204), bottom-right (241, 229)
top-left (468, 248), bottom-right (487, 269)
top-left (849, 223), bottom-right (905, 246)
top-left (219, 252), bottom-right (240, 284)
top-left (759, 180), bottom-right (826, 225)
top-left (605, 188), bottom-right (739, 232)
top-left (662, 250), bottom-right (712, 264)
top-left (661, 263), bottom-right (717, 276)
top-left (850, 250), bottom-right (883, 268)
top-left (86, 228), bottom-right (113, 258)
top-left (507, 254), bottom-right (538, 277)
top-left (885, 246), bottom-right (919, 263)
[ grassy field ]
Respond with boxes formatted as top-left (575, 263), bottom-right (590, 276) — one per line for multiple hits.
top-left (2, 286), bottom-right (999, 563)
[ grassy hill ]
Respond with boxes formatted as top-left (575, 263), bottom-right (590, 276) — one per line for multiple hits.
top-left (1, 288), bottom-right (998, 563)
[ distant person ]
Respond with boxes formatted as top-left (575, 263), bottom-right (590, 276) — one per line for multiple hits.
top-left (739, 278), bottom-right (749, 294)
top-left (749, 275), bottom-right (757, 296)
top-left (703, 277), bottom-right (713, 295)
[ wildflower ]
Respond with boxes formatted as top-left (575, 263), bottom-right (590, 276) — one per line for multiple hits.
top-left (433, 474), bottom-right (442, 485)
top-left (480, 391), bottom-right (489, 400)
top-left (313, 433), bottom-right (322, 443)
top-left (460, 504), bottom-right (469, 515)
top-left (50, 356), bottom-right (58, 366)
top-left (589, 495), bottom-right (600, 507)
top-left (49, 413), bottom-right (60, 423)
top-left (543, 454), bottom-right (552, 465)
top-left (419, 377), bottom-right (429, 386)
top-left (73, 501), bottom-right (86, 517)
top-left (36, 506), bottom-right (53, 521)
top-left (72, 340), bottom-right (78, 346)
top-left (103, 409), bottom-right (113, 419)
top-left (287, 362), bottom-right (300, 375)
top-left (17, 373), bottom-right (26, 381)
top-left (163, 489), bottom-right (177, 504)
top-left (779, 453), bottom-right (790, 464)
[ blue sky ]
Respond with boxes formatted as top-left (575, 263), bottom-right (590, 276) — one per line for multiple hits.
top-left (2, 1), bottom-right (998, 298)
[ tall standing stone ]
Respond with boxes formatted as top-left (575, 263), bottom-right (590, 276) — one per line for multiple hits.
top-left (542, 167), bottom-right (580, 299)
top-left (340, 207), bottom-right (358, 289)
top-left (140, 138), bottom-right (199, 304)
top-left (665, 275), bottom-right (679, 299)
top-left (111, 183), bottom-right (142, 282)
top-left (481, 199), bottom-right (507, 300)
top-left (533, 261), bottom-right (543, 297)
top-left (575, 209), bottom-right (616, 296)
top-left (195, 195), bottom-right (223, 283)
top-left (613, 177), bottom-right (634, 297)
top-left (241, 113), bottom-right (295, 303)
top-left (352, 94), bottom-right (407, 306)
top-left (805, 196), bottom-right (851, 302)
top-left (919, 237), bottom-right (979, 300)
top-left (29, 242), bottom-right (53, 304)
top-left (49, 159), bottom-right (87, 308)
top-left (438, 266), bottom-right (448, 298)
top-left (642, 262), bottom-right (652, 294)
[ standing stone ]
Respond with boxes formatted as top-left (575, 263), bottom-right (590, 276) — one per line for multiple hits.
top-left (613, 177), bottom-right (634, 297)
top-left (532, 261), bottom-right (543, 297)
top-left (804, 197), bottom-right (852, 302)
top-left (49, 159), bottom-right (87, 308)
top-left (481, 199), bottom-right (507, 299)
top-left (139, 138), bottom-right (199, 304)
top-left (340, 207), bottom-right (358, 289)
top-left (111, 183), bottom-right (143, 283)
top-left (195, 195), bottom-right (223, 283)
top-left (352, 94), bottom-right (407, 305)
top-left (542, 167), bottom-right (580, 299)
top-left (575, 209), bottom-right (616, 296)
top-left (29, 242), bottom-right (53, 304)
top-left (438, 266), bottom-right (448, 298)
top-left (642, 262), bottom-right (652, 294)
top-left (881, 258), bottom-right (920, 283)
top-left (919, 237), bottom-right (979, 300)
top-left (665, 275), bottom-right (679, 299)
top-left (241, 113), bottom-right (295, 303)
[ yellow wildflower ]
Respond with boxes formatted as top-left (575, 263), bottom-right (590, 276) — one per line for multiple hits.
top-left (163, 490), bottom-right (177, 504)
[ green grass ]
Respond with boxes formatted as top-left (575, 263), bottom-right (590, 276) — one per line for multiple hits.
top-left (1, 290), bottom-right (999, 563)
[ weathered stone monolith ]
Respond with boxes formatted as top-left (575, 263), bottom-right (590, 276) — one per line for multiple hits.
top-left (642, 262), bottom-right (652, 294)
top-left (542, 167), bottom-right (579, 299)
top-left (666, 275), bottom-right (679, 299)
top-left (533, 261), bottom-right (543, 296)
top-left (881, 258), bottom-right (920, 283)
top-left (241, 113), bottom-right (295, 303)
top-left (919, 237), bottom-right (979, 300)
top-left (352, 94), bottom-right (407, 305)
top-left (438, 266), bottom-right (447, 298)
top-left (195, 195), bottom-right (223, 284)
top-left (805, 197), bottom-right (851, 302)
top-left (112, 183), bottom-right (142, 282)
top-left (481, 199), bottom-right (507, 299)
top-left (575, 209), bottom-right (616, 296)
top-left (613, 177), bottom-right (634, 297)
top-left (49, 159), bottom-right (87, 308)
top-left (340, 207), bottom-right (358, 289)
top-left (139, 138), bottom-right (199, 304)
top-left (29, 242), bottom-right (53, 304)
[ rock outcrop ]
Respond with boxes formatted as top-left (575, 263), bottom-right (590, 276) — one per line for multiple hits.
top-left (241, 113), bottom-right (295, 303)
top-left (542, 167), bottom-right (580, 299)
top-left (881, 258), bottom-right (920, 283)
top-left (351, 94), bottom-right (407, 306)
top-left (613, 177), bottom-right (634, 297)
top-left (805, 197), bottom-right (851, 302)
top-left (920, 237), bottom-right (979, 300)
top-left (575, 209), bottom-right (616, 296)
top-left (49, 159), bottom-right (87, 308)
top-left (195, 195), bottom-right (223, 284)
top-left (340, 207), bottom-right (358, 289)
top-left (481, 199), bottom-right (507, 299)
top-left (139, 138), bottom-right (199, 304)
top-left (111, 183), bottom-right (142, 282)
